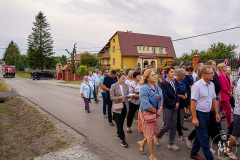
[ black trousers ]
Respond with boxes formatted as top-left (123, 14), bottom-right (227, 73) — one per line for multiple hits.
top-left (177, 109), bottom-right (183, 136)
top-left (127, 102), bottom-right (139, 128)
top-left (115, 104), bottom-right (127, 140)
top-left (106, 97), bottom-right (113, 123)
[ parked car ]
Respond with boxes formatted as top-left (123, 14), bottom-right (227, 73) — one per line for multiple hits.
top-left (31, 71), bottom-right (54, 80)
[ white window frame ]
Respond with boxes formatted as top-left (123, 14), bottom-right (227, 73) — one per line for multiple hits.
top-left (159, 48), bottom-right (163, 54)
top-left (152, 47), bottom-right (156, 53)
top-left (160, 59), bottom-right (163, 64)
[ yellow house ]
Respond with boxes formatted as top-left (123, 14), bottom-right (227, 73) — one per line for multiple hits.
top-left (98, 31), bottom-right (176, 71)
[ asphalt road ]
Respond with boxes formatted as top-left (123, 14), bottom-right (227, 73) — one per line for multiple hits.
top-left (0, 67), bottom-right (238, 160)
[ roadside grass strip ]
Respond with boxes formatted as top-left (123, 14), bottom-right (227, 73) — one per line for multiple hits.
top-left (59, 80), bottom-right (83, 85)
top-left (0, 79), bottom-right (11, 92)
top-left (15, 72), bottom-right (31, 79)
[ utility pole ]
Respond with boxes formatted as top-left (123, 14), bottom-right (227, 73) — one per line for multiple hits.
top-left (75, 48), bottom-right (77, 75)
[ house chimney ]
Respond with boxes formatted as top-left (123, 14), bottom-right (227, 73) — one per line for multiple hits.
top-left (127, 30), bottom-right (132, 33)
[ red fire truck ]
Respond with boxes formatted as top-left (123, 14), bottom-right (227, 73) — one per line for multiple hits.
top-left (3, 66), bottom-right (15, 78)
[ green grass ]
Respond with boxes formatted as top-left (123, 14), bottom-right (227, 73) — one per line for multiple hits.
top-left (15, 72), bottom-right (31, 79)
top-left (59, 80), bottom-right (83, 85)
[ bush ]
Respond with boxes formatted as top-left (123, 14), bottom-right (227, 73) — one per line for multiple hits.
top-left (79, 65), bottom-right (87, 73)
top-left (126, 68), bottom-right (132, 75)
top-left (116, 69), bottom-right (121, 72)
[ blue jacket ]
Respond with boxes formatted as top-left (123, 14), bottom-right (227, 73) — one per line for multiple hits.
top-left (161, 79), bottom-right (179, 109)
top-left (139, 82), bottom-right (163, 113)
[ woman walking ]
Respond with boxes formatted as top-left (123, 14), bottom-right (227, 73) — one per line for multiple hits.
top-left (126, 72), bottom-right (141, 133)
top-left (218, 63), bottom-right (232, 128)
top-left (174, 69), bottom-right (188, 142)
top-left (110, 73), bottom-right (130, 148)
top-left (138, 69), bottom-right (163, 160)
top-left (157, 66), bottom-right (179, 151)
top-left (80, 76), bottom-right (94, 113)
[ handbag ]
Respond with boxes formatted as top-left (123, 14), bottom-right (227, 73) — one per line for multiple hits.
top-left (113, 103), bottom-right (124, 110)
top-left (144, 113), bottom-right (157, 123)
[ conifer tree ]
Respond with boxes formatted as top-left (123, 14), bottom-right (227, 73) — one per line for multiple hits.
top-left (27, 11), bottom-right (54, 70)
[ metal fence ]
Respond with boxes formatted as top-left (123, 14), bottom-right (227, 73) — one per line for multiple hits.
top-left (173, 55), bottom-right (240, 81)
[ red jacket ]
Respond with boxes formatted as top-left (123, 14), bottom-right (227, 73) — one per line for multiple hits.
top-left (218, 72), bottom-right (231, 101)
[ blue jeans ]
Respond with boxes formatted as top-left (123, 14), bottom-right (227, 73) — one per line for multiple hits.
top-left (93, 85), bottom-right (97, 101)
top-left (102, 92), bottom-right (107, 115)
top-left (191, 111), bottom-right (213, 160)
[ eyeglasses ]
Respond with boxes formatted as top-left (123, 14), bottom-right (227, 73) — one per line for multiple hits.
top-left (204, 72), bottom-right (214, 75)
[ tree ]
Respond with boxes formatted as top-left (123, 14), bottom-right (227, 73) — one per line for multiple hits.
top-left (27, 11), bottom-right (54, 70)
top-left (174, 42), bottom-right (238, 61)
top-left (58, 55), bottom-right (67, 65)
top-left (80, 52), bottom-right (100, 67)
top-left (65, 43), bottom-right (77, 74)
top-left (3, 41), bottom-right (21, 70)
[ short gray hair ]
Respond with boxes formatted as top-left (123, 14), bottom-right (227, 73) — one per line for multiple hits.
top-left (175, 69), bottom-right (185, 76)
top-left (83, 76), bottom-right (88, 80)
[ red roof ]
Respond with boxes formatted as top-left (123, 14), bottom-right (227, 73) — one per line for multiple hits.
top-left (116, 31), bottom-right (176, 58)
top-left (76, 54), bottom-right (82, 61)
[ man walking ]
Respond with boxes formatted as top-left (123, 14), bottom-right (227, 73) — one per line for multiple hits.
top-left (102, 70), bottom-right (117, 126)
top-left (88, 71), bottom-right (99, 103)
top-left (93, 69), bottom-right (101, 97)
top-left (190, 65), bottom-right (220, 160)
top-left (99, 69), bottom-right (109, 118)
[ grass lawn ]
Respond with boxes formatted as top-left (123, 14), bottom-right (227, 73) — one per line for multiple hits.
top-left (0, 79), bottom-right (11, 92)
top-left (59, 80), bottom-right (83, 85)
top-left (15, 72), bottom-right (31, 79)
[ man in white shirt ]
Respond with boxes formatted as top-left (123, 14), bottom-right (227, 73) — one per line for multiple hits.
top-left (93, 69), bottom-right (101, 97)
top-left (190, 65), bottom-right (220, 160)
top-left (88, 71), bottom-right (99, 103)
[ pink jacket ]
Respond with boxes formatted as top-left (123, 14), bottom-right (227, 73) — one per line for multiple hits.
top-left (218, 72), bottom-right (232, 101)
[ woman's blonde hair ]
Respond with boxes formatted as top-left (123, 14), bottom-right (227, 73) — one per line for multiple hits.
top-left (217, 63), bottom-right (225, 74)
top-left (141, 69), bottom-right (154, 85)
top-left (127, 70), bottom-right (134, 79)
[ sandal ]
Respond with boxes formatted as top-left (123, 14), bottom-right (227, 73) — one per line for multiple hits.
top-left (127, 129), bottom-right (132, 133)
top-left (137, 141), bottom-right (145, 155)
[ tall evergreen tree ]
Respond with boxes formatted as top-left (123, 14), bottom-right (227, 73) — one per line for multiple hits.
top-left (3, 41), bottom-right (21, 70)
top-left (27, 11), bottom-right (54, 70)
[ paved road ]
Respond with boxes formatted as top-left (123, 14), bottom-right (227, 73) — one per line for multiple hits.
top-left (0, 68), bottom-right (238, 160)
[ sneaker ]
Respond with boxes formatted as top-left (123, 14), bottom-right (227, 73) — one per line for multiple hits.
top-left (109, 122), bottom-right (114, 126)
top-left (168, 144), bottom-right (179, 151)
top-left (104, 114), bottom-right (108, 118)
top-left (185, 137), bottom-right (192, 149)
top-left (116, 134), bottom-right (121, 140)
top-left (121, 140), bottom-right (128, 148)
top-left (178, 136), bottom-right (185, 142)
top-left (87, 110), bottom-right (90, 113)
top-left (166, 130), bottom-right (169, 135)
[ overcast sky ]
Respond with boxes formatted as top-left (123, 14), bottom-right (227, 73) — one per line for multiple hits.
top-left (1, 0), bottom-right (240, 59)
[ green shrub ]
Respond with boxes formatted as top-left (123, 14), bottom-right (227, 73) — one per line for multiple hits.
top-left (116, 69), bottom-right (121, 72)
top-left (79, 65), bottom-right (88, 73)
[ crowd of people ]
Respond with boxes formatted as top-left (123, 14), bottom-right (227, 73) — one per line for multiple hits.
top-left (80, 61), bottom-right (240, 160)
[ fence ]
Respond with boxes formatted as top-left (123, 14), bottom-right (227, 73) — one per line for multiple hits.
top-left (173, 55), bottom-right (240, 81)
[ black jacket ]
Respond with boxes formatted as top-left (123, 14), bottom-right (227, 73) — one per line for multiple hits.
top-left (161, 79), bottom-right (179, 109)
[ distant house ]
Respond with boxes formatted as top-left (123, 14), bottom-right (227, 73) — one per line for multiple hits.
top-left (66, 53), bottom-right (82, 64)
top-left (98, 31), bottom-right (176, 70)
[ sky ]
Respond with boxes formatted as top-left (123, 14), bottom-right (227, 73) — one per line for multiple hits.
top-left (1, 0), bottom-right (240, 59)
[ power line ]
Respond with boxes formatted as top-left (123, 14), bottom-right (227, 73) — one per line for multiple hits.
top-left (0, 25), bottom-right (240, 53)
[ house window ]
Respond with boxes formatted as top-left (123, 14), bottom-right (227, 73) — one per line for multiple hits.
top-left (139, 46), bottom-right (141, 50)
top-left (152, 47), bottom-right (156, 53)
top-left (113, 46), bottom-right (115, 53)
top-left (143, 47), bottom-right (145, 51)
top-left (108, 49), bottom-right (110, 56)
top-left (113, 39), bottom-right (115, 42)
top-left (113, 58), bottom-right (115, 65)
top-left (159, 48), bottom-right (163, 54)
top-left (160, 59), bottom-right (163, 64)
top-left (147, 47), bottom-right (149, 51)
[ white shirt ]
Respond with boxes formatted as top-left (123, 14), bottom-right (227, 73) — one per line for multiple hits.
top-left (93, 73), bottom-right (101, 86)
top-left (234, 84), bottom-right (240, 115)
top-left (192, 71), bottom-right (197, 82)
top-left (125, 79), bottom-right (131, 86)
top-left (119, 85), bottom-right (124, 102)
top-left (80, 81), bottom-right (94, 98)
top-left (191, 78), bottom-right (216, 112)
